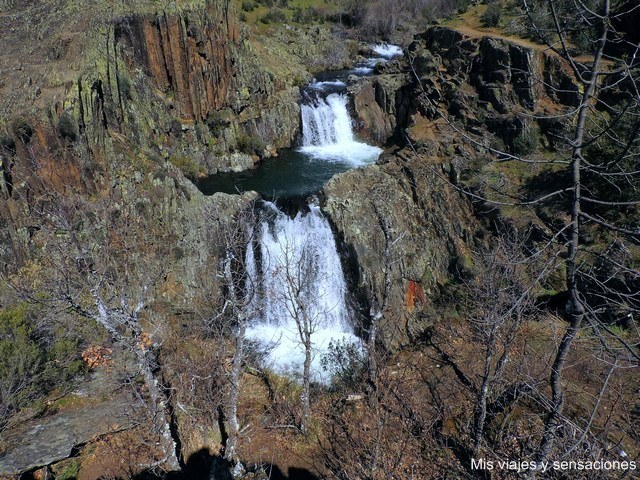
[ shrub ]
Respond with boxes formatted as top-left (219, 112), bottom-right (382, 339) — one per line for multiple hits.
top-left (0, 305), bottom-right (82, 430)
top-left (321, 340), bottom-right (366, 392)
top-left (260, 7), bottom-right (287, 24)
top-left (11, 119), bottom-right (34, 144)
top-left (241, 0), bottom-right (256, 11)
top-left (236, 133), bottom-right (265, 156)
top-left (57, 111), bottom-right (78, 142)
top-left (480, 3), bottom-right (501, 27)
top-left (206, 110), bottom-right (230, 134)
top-left (169, 155), bottom-right (204, 178)
top-left (292, 6), bottom-right (324, 23)
top-left (512, 127), bottom-right (539, 155)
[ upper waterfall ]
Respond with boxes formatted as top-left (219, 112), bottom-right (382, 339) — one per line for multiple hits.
top-left (371, 43), bottom-right (403, 59)
top-left (298, 92), bottom-right (382, 165)
top-left (197, 49), bottom-right (391, 198)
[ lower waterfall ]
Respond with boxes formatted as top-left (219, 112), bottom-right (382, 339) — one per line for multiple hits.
top-left (245, 202), bottom-right (359, 382)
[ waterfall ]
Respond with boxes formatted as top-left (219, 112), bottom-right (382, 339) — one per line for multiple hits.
top-left (301, 94), bottom-right (355, 147)
top-left (371, 43), bottom-right (403, 59)
top-left (298, 93), bottom-right (381, 165)
top-left (245, 202), bottom-right (359, 382)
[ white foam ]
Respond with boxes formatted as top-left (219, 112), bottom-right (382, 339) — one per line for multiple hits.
top-left (245, 203), bottom-right (361, 383)
top-left (371, 43), bottom-right (403, 58)
top-left (351, 66), bottom-right (374, 75)
top-left (362, 58), bottom-right (386, 67)
top-left (299, 142), bottom-right (382, 165)
top-left (310, 80), bottom-right (347, 90)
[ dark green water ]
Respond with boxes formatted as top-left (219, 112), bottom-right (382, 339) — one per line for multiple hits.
top-left (196, 149), bottom-right (370, 200)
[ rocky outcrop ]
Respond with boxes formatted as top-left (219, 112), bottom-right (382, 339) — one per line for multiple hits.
top-left (0, 396), bottom-right (137, 476)
top-left (350, 72), bottom-right (410, 144)
top-left (324, 148), bottom-right (480, 347)
top-left (120, 11), bottom-right (239, 122)
top-left (405, 26), bottom-right (580, 151)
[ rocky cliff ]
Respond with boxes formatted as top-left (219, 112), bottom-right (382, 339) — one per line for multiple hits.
top-left (0, 1), bottom-right (332, 473)
top-left (324, 148), bottom-right (480, 347)
top-left (324, 25), bottom-right (582, 348)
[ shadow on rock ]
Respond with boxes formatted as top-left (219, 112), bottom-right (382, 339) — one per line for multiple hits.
top-left (128, 448), bottom-right (320, 480)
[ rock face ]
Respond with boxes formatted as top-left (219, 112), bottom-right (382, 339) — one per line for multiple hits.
top-left (0, 3), bottom-right (276, 470)
top-left (324, 26), bottom-right (582, 347)
top-left (406, 26), bottom-right (580, 150)
top-left (122, 10), bottom-right (240, 121)
top-left (112, 9), bottom-right (305, 172)
top-left (0, 396), bottom-right (137, 476)
top-left (350, 73), bottom-right (411, 144)
top-left (324, 149), bottom-right (480, 347)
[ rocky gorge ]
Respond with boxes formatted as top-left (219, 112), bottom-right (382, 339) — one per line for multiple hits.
top-left (0, 0), bottom-right (638, 479)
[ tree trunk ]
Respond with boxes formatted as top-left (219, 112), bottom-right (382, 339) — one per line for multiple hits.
top-left (473, 346), bottom-right (493, 454)
top-left (300, 334), bottom-right (312, 435)
top-left (135, 345), bottom-right (181, 471)
top-left (537, 0), bottom-right (608, 459)
top-left (224, 321), bottom-right (245, 462)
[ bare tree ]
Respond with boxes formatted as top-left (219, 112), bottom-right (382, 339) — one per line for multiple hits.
top-left (254, 204), bottom-right (348, 436)
top-left (519, 0), bottom-right (640, 461)
top-left (3, 187), bottom-right (182, 471)
top-left (402, 0), bottom-right (640, 467)
top-left (466, 234), bottom-right (539, 455)
top-left (213, 204), bottom-right (258, 464)
top-left (272, 233), bottom-right (321, 435)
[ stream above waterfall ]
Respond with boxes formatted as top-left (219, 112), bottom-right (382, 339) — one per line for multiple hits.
top-left (197, 43), bottom-right (402, 200)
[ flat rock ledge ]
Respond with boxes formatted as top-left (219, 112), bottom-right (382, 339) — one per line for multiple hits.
top-left (0, 395), bottom-right (137, 476)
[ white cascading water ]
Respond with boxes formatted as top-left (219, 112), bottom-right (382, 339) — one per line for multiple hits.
top-left (371, 43), bottom-right (403, 59)
top-left (245, 202), bottom-right (359, 382)
top-left (299, 93), bottom-right (382, 164)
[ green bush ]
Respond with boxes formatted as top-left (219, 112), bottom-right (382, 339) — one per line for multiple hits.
top-left (292, 6), bottom-right (323, 23)
top-left (206, 110), bottom-right (230, 134)
top-left (457, 0), bottom-right (471, 14)
top-left (260, 7), bottom-right (287, 24)
top-left (321, 340), bottom-right (366, 392)
top-left (169, 155), bottom-right (204, 178)
top-left (512, 127), bottom-right (539, 155)
top-left (236, 133), bottom-right (265, 156)
top-left (0, 305), bottom-right (82, 430)
top-left (480, 3), bottom-right (501, 27)
top-left (241, 0), bottom-right (256, 11)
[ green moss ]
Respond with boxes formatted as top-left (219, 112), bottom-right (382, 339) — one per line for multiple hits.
top-left (56, 460), bottom-right (81, 480)
top-left (169, 155), bottom-right (204, 178)
top-left (236, 133), bottom-right (265, 156)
